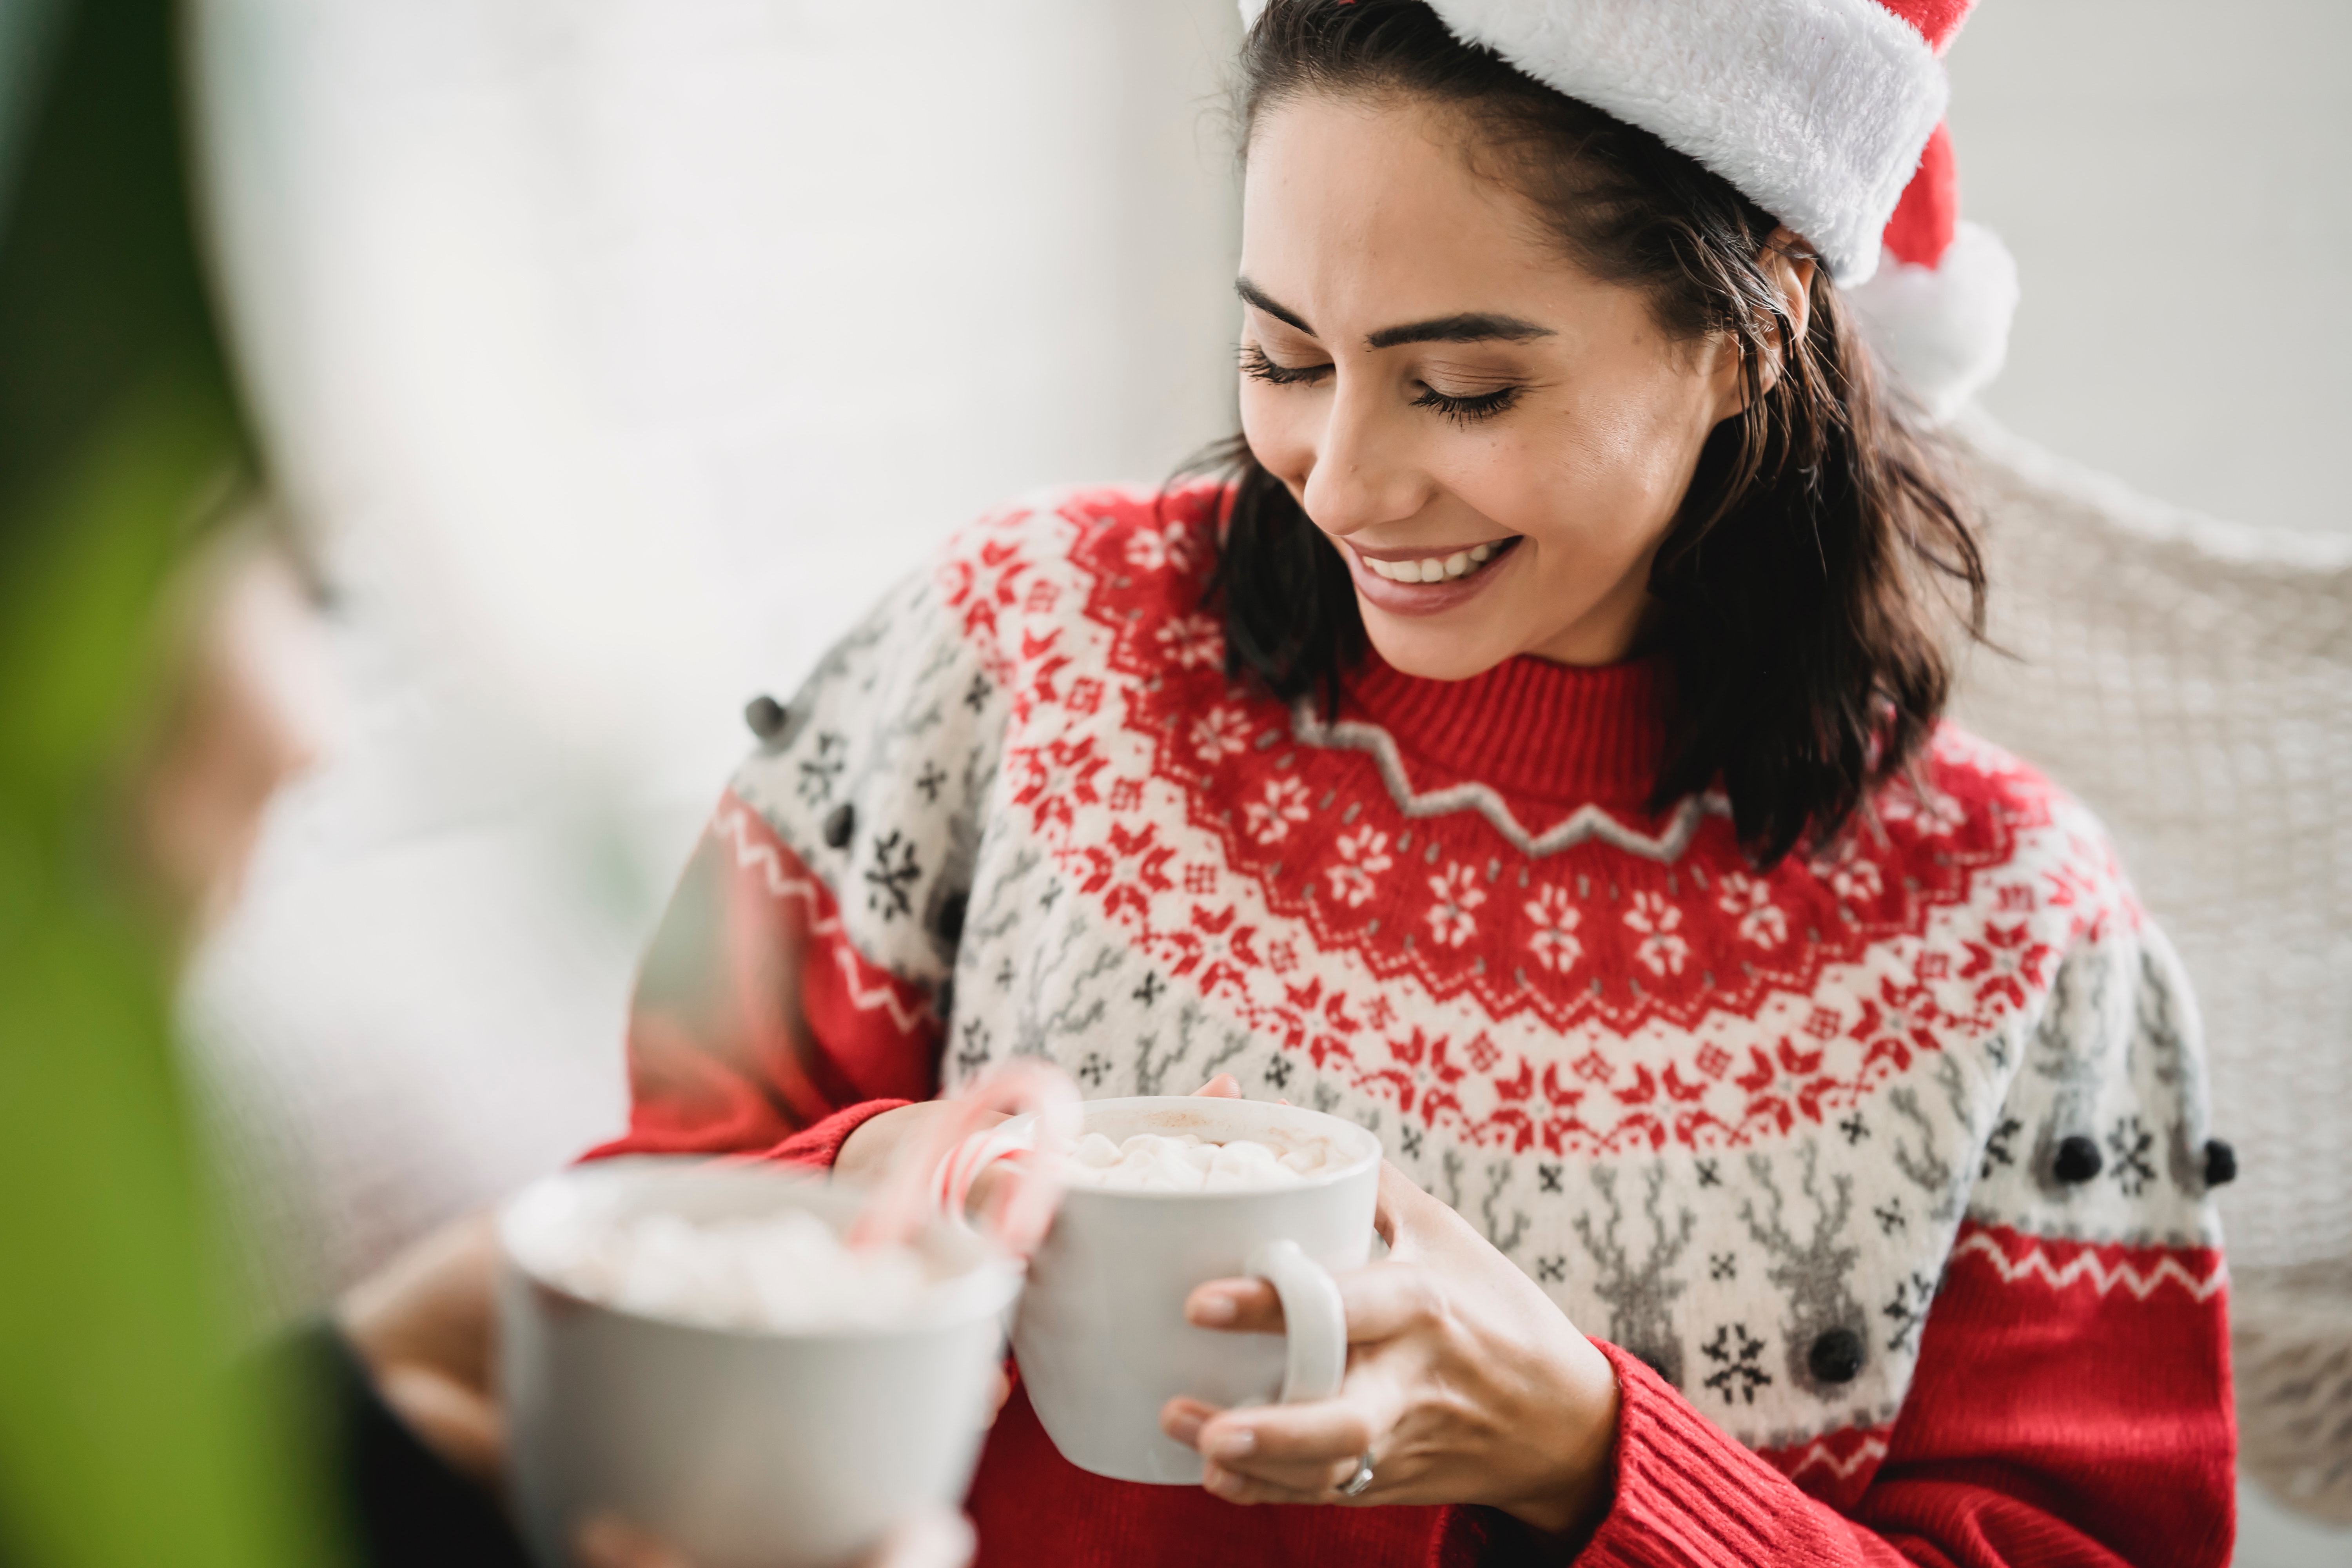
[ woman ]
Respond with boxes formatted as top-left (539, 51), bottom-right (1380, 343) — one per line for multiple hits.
top-left (596, 2), bottom-right (2235, 1561)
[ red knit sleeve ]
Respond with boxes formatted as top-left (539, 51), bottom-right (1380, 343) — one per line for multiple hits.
top-left (1572, 1223), bottom-right (2233, 1567)
top-left (581, 794), bottom-right (942, 1169)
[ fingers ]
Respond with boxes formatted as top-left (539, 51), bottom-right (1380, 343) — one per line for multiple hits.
top-left (866, 1512), bottom-right (977, 1568)
top-left (376, 1365), bottom-right (505, 1486)
top-left (1161, 1399), bottom-right (1368, 1503)
top-left (573, 1511), bottom-right (975, 1568)
top-left (337, 1209), bottom-right (501, 1390)
top-left (1191, 1073), bottom-right (1243, 1098)
top-left (1371, 1161), bottom-right (1446, 1257)
top-left (1183, 1276), bottom-right (1282, 1333)
top-left (573, 1514), bottom-right (690, 1568)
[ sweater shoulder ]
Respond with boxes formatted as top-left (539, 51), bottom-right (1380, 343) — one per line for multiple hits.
top-left (1889, 719), bottom-right (2142, 940)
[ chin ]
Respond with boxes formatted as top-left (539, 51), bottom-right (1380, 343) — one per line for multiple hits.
top-left (1358, 610), bottom-right (1523, 684)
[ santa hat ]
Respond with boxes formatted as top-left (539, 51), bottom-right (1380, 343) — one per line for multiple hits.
top-left (1236, 0), bottom-right (2017, 423)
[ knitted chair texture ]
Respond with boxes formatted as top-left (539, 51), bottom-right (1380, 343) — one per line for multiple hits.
top-left (1946, 414), bottom-right (2352, 1523)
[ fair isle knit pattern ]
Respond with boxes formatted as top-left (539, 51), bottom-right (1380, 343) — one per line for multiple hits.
top-left (607, 484), bottom-right (2234, 1562)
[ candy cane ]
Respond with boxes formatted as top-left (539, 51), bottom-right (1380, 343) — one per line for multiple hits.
top-left (848, 1058), bottom-right (1079, 1258)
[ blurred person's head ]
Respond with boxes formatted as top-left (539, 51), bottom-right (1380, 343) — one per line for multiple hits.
top-left (1209, 0), bottom-right (1984, 865)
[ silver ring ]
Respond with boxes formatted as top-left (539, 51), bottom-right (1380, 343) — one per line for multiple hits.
top-left (1336, 1450), bottom-right (1376, 1497)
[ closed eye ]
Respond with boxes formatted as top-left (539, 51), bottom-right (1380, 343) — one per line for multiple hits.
top-left (1412, 383), bottom-right (1519, 425)
top-left (1240, 344), bottom-right (1331, 387)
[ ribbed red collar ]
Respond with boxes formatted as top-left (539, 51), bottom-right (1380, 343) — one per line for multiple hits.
top-left (1341, 650), bottom-right (1670, 809)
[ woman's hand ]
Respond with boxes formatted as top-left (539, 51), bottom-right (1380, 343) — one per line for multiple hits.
top-left (837, 1073), bottom-right (1247, 1219)
top-left (336, 1209), bottom-right (506, 1485)
top-left (575, 1510), bottom-right (975, 1568)
top-left (1158, 1161), bottom-right (1620, 1541)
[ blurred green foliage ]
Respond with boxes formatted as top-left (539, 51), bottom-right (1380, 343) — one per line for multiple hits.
top-left (0, 0), bottom-right (334, 1563)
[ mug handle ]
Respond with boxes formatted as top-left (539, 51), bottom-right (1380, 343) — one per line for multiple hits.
top-left (1243, 1240), bottom-right (1348, 1403)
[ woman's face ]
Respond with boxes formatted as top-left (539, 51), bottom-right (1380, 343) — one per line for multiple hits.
top-left (1237, 93), bottom-right (1746, 677)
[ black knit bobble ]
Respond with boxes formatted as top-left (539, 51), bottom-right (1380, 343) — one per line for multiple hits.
top-left (2053, 1135), bottom-right (2103, 1184)
top-left (744, 694), bottom-right (788, 739)
top-left (2203, 1140), bottom-right (2237, 1189)
top-left (1808, 1328), bottom-right (1864, 1385)
top-left (822, 802), bottom-right (856, 851)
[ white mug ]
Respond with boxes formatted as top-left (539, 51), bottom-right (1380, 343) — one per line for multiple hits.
top-left (498, 1158), bottom-right (1022, 1568)
top-left (1007, 1097), bottom-right (1382, 1484)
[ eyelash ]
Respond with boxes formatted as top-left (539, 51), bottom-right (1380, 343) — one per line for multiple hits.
top-left (1239, 345), bottom-right (1521, 426)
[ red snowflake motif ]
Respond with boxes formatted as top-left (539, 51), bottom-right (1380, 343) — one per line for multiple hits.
top-left (1324, 827), bottom-right (1393, 909)
top-left (1523, 883), bottom-right (1584, 973)
top-left (1008, 736), bottom-right (1106, 838)
top-left (1425, 862), bottom-right (1487, 948)
top-left (1065, 676), bottom-right (1104, 716)
top-left (1244, 776), bottom-right (1313, 845)
top-left (1464, 1033), bottom-right (1501, 1073)
top-left (1359, 1027), bottom-right (1468, 1125)
top-left (1623, 890), bottom-right (1689, 976)
top-left (1107, 778), bottom-right (1144, 812)
top-left (1848, 976), bottom-right (1944, 1073)
top-left (1154, 612), bottom-right (1224, 670)
top-left (1267, 938), bottom-right (1299, 974)
top-left (1183, 863), bottom-right (1218, 895)
top-left (1695, 1042), bottom-right (1734, 1080)
top-left (1571, 1049), bottom-right (1614, 1084)
top-left (1735, 1038), bottom-right (1838, 1134)
top-left (1959, 922), bottom-right (2054, 1011)
top-left (1715, 871), bottom-right (1788, 948)
top-left (1155, 904), bottom-right (1263, 1001)
top-left (1125, 520), bottom-right (1201, 576)
top-left (1189, 704), bottom-right (1253, 766)
top-left (1078, 821), bottom-right (1176, 921)
top-left (1023, 579), bottom-right (1061, 614)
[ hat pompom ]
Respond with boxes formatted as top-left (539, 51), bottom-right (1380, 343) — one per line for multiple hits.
top-left (1847, 220), bottom-right (2018, 424)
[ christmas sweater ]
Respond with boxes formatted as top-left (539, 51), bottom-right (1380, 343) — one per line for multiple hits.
top-left (595, 483), bottom-right (2236, 1566)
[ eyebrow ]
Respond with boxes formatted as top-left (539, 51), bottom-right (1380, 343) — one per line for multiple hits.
top-left (1235, 278), bottom-right (1554, 350)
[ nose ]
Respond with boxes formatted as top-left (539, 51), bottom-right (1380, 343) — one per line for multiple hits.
top-left (1298, 379), bottom-right (1431, 541)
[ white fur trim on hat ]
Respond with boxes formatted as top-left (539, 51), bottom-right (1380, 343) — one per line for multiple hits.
top-left (1236, 0), bottom-right (1947, 285)
top-left (1846, 221), bottom-right (2018, 423)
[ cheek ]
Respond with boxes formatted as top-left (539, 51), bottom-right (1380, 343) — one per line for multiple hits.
top-left (1238, 380), bottom-right (1314, 482)
top-left (1471, 396), bottom-right (1700, 557)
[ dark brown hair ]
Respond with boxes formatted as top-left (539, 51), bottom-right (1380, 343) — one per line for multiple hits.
top-left (1196, 0), bottom-right (1985, 867)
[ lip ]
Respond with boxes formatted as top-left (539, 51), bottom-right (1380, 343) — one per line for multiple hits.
top-left (1343, 536), bottom-right (1522, 617)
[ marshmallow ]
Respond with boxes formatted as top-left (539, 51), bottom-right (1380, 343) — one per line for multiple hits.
top-left (528, 1208), bottom-right (935, 1333)
top-left (1059, 1133), bottom-right (1329, 1193)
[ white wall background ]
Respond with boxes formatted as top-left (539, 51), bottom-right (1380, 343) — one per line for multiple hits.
top-left (1948, 0), bottom-right (2352, 536)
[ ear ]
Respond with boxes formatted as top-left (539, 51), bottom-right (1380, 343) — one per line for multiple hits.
top-left (1711, 228), bottom-right (1818, 422)
top-left (1752, 229), bottom-right (1817, 400)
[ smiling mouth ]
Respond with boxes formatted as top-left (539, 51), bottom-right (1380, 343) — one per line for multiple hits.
top-left (1356, 536), bottom-right (1521, 584)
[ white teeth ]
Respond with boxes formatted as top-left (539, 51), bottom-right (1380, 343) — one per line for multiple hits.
top-left (1361, 541), bottom-right (1511, 586)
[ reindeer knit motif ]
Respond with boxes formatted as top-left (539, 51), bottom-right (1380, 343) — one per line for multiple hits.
top-left (599, 486), bottom-right (2236, 1566)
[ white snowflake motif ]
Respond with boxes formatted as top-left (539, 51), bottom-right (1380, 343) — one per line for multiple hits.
top-left (1190, 705), bottom-right (1253, 766)
top-left (1815, 840), bottom-right (1884, 904)
top-left (1125, 521), bottom-right (1200, 576)
top-left (1714, 871), bottom-right (1787, 949)
top-left (1155, 612), bottom-right (1224, 671)
top-left (1879, 778), bottom-right (1965, 837)
top-left (1623, 890), bottom-right (1690, 977)
top-left (1523, 884), bottom-right (1583, 973)
top-left (1243, 777), bottom-right (1312, 845)
top-left (1425, 862), bottom-right (1487, 949)
top-left (1325, 827), bottom-right (1393, 909)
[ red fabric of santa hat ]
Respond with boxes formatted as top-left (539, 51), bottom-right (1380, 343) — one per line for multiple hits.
top-left (1237, 0), bottom-right (2018, 423)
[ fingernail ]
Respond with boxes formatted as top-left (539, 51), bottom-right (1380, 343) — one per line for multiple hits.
top-left (1190, 1292), bottom-right (1237, 1325)
top-left (1208, 1426), bottom-right (1256, 1460)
